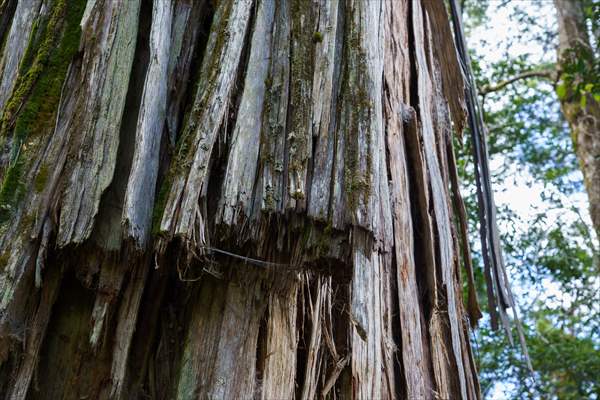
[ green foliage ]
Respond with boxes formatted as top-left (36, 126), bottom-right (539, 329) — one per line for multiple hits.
top-left (461, 0), bottom-right (600, 398)
top-left (557, 42), bottom-right (600, 109)
top-left (478, 314), bottom-right (600, 399)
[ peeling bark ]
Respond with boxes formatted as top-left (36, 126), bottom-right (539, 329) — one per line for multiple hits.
top-left (0, 0), bottom-right (493, 398)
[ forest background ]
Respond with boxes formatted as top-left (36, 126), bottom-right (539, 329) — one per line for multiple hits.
top-left (462, 0), bottom-right (599, 398)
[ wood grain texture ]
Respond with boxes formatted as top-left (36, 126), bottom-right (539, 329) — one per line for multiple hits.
top-left (56, 0), bottom-right (141, 245)
top-left (383, 1), bottom-right (433, 396)
top-left (0, 0), bottom-right (493, 398)
top-left (123, 0), bottom-right (172, 249)
top-left (159, 0), bottom-right (253, 246)
top-left (218, 0), bottom-right (275, 226)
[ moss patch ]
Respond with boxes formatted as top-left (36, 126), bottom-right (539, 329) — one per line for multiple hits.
top-left (151, 176), bottom-right (172, 235)
top-left (34, 163), bottom-right (50, 192)
top-left (341, 8), bottom-right (373, 214)
top-left (0, 250), bottom-right (9, 271)
top-left (0, 0), bottom-right (86, 224)
top-left (0, 156), bottom-right (25, 223)
top-left (288, 0), bottom-right (315, 199)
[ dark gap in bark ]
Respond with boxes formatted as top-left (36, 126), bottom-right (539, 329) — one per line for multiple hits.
top-left (0, 353), bottom-right (14, 396)
top-left (305, 129), bottom-right (317, 214)
top-left (325, 0), bottom-right (345, 227)
top-left (90, 0), bottom-right (152, 251)
top-left (30, 267), bottom-right (98, 399)
top-left (390, 260), bottom-right (407, 400)
top-left (254, 303), bottom-right (269, 399)
top-left (330, 0), bottom-right (352, 232)
top-left (168, 0), bottom-right (214, 147)
top-left (403, 111), bottom-right (437, 400)
top-left (381, 97), bottom-right (407, 398)
top-left (123, 264), bottom-right (169, 398)
top-left (206, 0), bottom-right (256, 244)
top-left (404, 4), bottom-right (431, 321)
top-left (152, 0), bottom-right (215, 249)
top-left (406, 2), bottom-right (439, 388)
top-left (157, 265), bottom-right (198, 399)
top-left (294, 278), bottom-right (309, 399)
top-left (0, 0), bottom-right (17, 52)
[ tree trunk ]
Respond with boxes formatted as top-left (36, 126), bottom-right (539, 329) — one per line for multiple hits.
top-left (555, 0), bottom-right (600, 237)
top-left (0, 0), bottom-right (481, 399)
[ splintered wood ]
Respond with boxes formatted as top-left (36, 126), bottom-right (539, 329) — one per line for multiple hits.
top-left (0, 0), bottom-right (486, 398)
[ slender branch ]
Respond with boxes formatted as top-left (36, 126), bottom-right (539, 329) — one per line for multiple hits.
top-left (479, 68), bottom-right (558, 95)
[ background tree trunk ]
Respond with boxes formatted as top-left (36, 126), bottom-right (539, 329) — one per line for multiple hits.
top-left (0, 0), bottom-right (481, 399)
top-left (555, 0), bottom-right (600, 238)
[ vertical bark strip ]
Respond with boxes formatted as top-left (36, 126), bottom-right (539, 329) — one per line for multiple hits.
top-left (413, 3), bottom-right (468, 396)
top-left (218, 0), bottom-right (275, 226)
top-left (57, 0), bottom-right (141, 245)
top-left (0, 0), bottom-right (507, 398)
top-left (259, 0), bottom-right (290, 214)
top-left (123, 0), bottom-right (172, 249)
top-left (307, 0), bottom-right (341, 221)
top-left (260, 282), bottom-right (298, 400)
top-left (383, 1), bottom-right (433, 397)
top-left (159, 0), bottom-right (253, 245)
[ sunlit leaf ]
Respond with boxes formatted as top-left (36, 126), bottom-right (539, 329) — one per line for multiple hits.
top-left (556, 83), bottom-right (567, 99)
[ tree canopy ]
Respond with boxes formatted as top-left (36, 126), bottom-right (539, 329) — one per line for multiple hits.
top-left (462, 1), bottom-right (600, 398)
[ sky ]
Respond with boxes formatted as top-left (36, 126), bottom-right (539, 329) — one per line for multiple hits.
top-left (466, 1), bottom-right (598, 398)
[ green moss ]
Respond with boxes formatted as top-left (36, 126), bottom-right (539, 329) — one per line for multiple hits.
top-left (0, 0), bottom-right (86, 224)
top-left (291, 189), bottom-right (305, 200)
top-left (154, 0), bottom-right (239, 230)
top-left (313, 31), bottom-right (323, 43)
top-left (170, 0), bottom-right (233, 176)
top-left (21, 211), bottom-right (36, 229)
top-left (151, 177), bottom-right (172, 235)
top-left (11, 0), bottom-right (86, 138)
top-left (300, 222), bottom-right (335, 258)
top-left (263, 184), bottom-right (276, 211)
top-left (287, 0), bottom-right (315, 199)
top-left (0, 155), bottom-right (25, 223)
top-left (34, 163), bottom-right (49, 192)
top-left (341, 6), bottom-right (373, 214)
top-left (0, 250), bottom-right (9, 271)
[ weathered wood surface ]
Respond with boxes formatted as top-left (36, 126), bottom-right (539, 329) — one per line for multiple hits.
top-left (123, 0), bottom-right (172, 249)
top-left (383, 1), bottom-right (432, 397)
top-left (0, 0), bottom-right (491, 398)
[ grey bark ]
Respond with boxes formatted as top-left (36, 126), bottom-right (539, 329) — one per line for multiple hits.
top-left (0, 0), bottom-right (485, 399)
